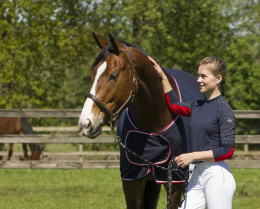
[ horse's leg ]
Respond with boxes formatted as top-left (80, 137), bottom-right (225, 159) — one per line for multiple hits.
top-left (143, 180), bottom-right (161, 209)
top-left (122, 178), bottom-right (147, 209)
top-left (22, 143), bottom-right (28, 160)
top-left (8, 143), bottom-right (14, 160)
top-left (163, 182), bottom-right (186, 209)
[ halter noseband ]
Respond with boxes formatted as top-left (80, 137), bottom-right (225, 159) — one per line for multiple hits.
top-left (85, 43), bottom-right (137, 130)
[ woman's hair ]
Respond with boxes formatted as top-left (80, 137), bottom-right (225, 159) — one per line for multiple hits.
top-left (200, 56), bottom-right (227, 96)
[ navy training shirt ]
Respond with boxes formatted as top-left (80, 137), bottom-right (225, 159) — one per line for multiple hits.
top-left (165, 90), bottom-right (235, 162)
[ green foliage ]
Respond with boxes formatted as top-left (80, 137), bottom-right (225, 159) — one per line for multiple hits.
top-left (224, 35), bottom-right (260, 110)
top-left (0, 0), bottom-right (95, 109)
top-left (0, 0), bottom-right (260, 115)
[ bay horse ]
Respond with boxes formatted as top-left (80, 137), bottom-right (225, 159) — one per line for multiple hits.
top-left (0, 117), bottom-right (43, 160)
top-left (79, 33), bottom-right (203, 209)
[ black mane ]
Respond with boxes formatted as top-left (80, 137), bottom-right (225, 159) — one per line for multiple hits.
top-left (91, 41), bottom-right (147, 69)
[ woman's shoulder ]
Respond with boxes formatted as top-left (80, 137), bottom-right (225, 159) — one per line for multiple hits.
top-left (216, 96), bottom-right (233, 110)
top-left (215, 96), bottom-right (235, 119)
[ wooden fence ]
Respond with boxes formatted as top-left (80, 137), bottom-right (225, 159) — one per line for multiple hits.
top-left (0, 109), bottom-right (260, 169)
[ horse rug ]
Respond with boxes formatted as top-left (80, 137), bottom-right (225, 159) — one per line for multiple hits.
top-left (116, 68), bottom-right (203, 183)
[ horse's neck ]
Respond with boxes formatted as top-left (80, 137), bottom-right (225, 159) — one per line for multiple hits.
top-left (128, 62), bottom-right (176, 132)
top-left (0, 118), bottom-right (22, 134)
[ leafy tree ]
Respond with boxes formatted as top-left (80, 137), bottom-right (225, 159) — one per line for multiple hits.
top-left (0, 0), bottom-right (260, 114)
top-left (222, 0), bottom-right (260, 110)
top-left (0, 0), bottom-right (95, 109)
top-left (1, 1), bottom-right (66, 108)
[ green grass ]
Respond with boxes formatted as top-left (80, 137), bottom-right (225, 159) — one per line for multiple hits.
top-left (0, 169), bottom-right (259, 209)
top-left (232, 169), bottom-right (260, 209)
top-left (0, 169), bottom-right (125, 209)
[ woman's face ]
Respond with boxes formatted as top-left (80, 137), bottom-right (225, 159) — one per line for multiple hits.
top-left (197, 64), bottom-right (221, 98)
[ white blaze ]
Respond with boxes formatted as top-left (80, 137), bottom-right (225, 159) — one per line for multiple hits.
top-left (79, 61), bottom-right (107, 125)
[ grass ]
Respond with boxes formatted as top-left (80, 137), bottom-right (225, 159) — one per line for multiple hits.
top-left (3, 141), bottom-right (260, 208)
top-left (0, 169), bottom-right (259, 209)
top-left (0, 169), bottom-right (124, 209)
top-left (232, 169), bottom-right (260, 209)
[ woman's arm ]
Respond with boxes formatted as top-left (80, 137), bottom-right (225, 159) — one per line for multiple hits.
top-left (174, 150), bottom-right (215, 168)
top-left (213, 103), bottom-right (236, 162)
top-left (149, 56), bottom-right (192, 117)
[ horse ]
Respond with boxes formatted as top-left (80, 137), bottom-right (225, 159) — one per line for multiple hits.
top-left (0, 117), bottom-right (43, 160)
top-left (78, 33), bottom-right (203, 209)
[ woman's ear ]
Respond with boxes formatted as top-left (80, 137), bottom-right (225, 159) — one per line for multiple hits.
top-left (216, 74), bottom-right (223, 84)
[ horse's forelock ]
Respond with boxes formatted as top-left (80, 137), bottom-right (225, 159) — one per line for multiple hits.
top-left (91, 45), bottom-right (111, 69)
top-left (91, 41), bottom-right (147, 69)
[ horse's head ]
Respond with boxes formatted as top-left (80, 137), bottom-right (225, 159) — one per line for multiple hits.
top-left (79, 33), bottom-right (137, 138)
top-left (29, 143), bottom-right (44, 160)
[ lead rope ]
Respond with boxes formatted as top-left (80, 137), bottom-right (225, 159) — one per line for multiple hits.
top-left (115, 135), bottom-right (188, 209)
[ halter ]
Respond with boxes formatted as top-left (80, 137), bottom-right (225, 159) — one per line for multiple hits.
top-left (85, 43), bottom-right (137, 130)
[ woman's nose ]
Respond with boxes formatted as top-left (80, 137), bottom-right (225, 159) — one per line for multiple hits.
top-left (197, 77), bottom-right (201, 83)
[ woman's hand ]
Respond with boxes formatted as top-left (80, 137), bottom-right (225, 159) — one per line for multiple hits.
top-left (148, 56), bottom-right (165, 78)
top-left (174, 153), bottom-right (195, 168)
top-left (175, 150), bottom-right (214, 168)
top-left (148, 56), bottom-right (173, 93)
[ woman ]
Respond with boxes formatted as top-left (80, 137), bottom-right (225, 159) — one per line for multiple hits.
top-left (149, 56), bottom-right (236, 209)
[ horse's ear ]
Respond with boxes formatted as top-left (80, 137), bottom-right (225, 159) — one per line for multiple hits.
top-left (92, 32), bottom-right (109, 49)
top-left (108, 33), bottom-right (121, 55)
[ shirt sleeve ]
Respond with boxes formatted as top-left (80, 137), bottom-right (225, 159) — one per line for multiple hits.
top-left (213, 103), bottom-right (236, 162)
top-left (165, 90), bottom-right (192, 117)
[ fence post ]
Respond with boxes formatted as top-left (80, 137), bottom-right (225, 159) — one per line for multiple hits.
top-left (244, 131), bottom-right (249, 160)
top-left (79, 143), bottom-right (83, 162)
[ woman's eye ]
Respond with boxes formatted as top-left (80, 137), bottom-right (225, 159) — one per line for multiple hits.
top-left (109, 74), bottom-right (119, 81)
top-left (197, 74), bottom-right (206, 79)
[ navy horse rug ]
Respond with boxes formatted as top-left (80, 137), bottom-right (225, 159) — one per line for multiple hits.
top-left (117, 68), bottom-right (203, 183)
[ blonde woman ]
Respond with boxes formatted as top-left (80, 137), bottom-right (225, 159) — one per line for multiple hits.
top-left (149, 56), bottom-right (236, 209)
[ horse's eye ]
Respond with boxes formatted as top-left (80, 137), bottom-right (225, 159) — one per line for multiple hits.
top-left (109, 73), bottom-right (119, 81)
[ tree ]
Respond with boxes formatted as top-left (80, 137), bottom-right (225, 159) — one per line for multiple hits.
top-left (222, 0), bottom-right (260, 110)
top-left (0, 0), bottom-right (260, 113)
top-left (0, 0), bottom-right (95, 109)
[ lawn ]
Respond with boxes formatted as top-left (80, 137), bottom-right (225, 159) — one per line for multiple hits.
top-left (0, 168), bottom-right (259, 209)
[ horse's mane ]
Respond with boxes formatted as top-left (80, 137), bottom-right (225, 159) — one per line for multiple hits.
top-left (91, 41), bottom-right (147, 69)
top-left (21, 117), bottom-right (34, 134)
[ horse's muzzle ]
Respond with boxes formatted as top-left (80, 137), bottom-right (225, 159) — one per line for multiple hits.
top-left (79, 119), bottom-right (103, 139)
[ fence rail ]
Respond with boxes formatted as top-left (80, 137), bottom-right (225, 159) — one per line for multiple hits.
top-left (1, 109), bottom-right (260, 118)
top-left (0, 134), bottom-right (259, 144)
top-left (1, 159), bottom-right (260, 169)
top-left (0, 109), bottom-right (260, 169)
top-left (0, 109), bottom-right (81, 118)
top-left (0, 160), bottom-right (120, 169)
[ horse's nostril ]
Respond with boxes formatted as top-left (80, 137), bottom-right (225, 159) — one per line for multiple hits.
top-left (85, 119), bottom-right (91, 129)
top-left (79, 119), bottom-right (93, 132)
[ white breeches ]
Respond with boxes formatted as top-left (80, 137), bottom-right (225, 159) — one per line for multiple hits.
top-left (179, 161), bottom-right (236, 209)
